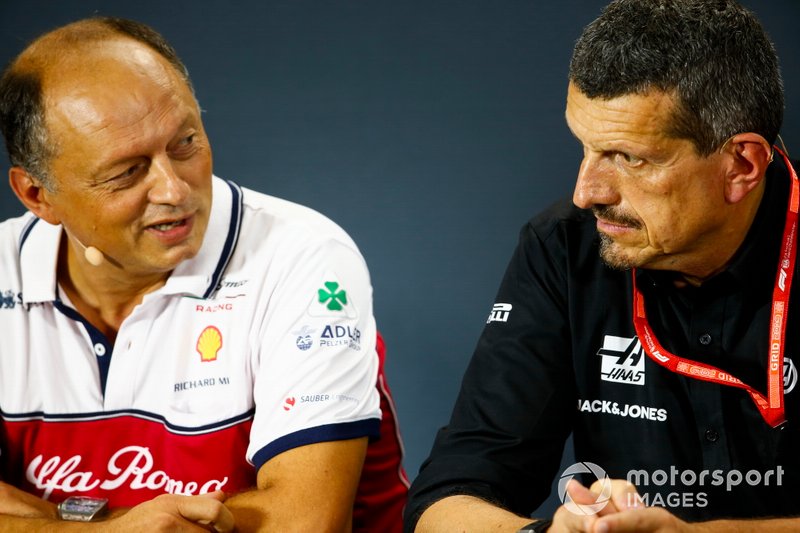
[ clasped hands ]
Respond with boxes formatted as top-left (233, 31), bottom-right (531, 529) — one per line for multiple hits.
top-left (0, 481), bottom-right (234, 532)
top-left (549, 478), bottom-right (695, 533)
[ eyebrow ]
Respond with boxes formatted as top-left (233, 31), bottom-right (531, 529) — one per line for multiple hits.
top-left (88, 114), bottom-right (197, 180)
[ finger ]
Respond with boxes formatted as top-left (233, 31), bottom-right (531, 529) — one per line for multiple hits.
top-left (566, 479), bottom-right (596, 503)
top-left (593, 506), bottom-right (682, 533)
top-left (176, 496), bottom-right (235, 533)
top-left (565, 479), bottom-right (616, 516)
top-left (197, 492), bottom-right (232, 532)
top-left (589, 479), bottom-right (643, 512)
top-left (199, 490), bottom-right (227, 503)
top-left (553, 502), bottom-right (597, 533)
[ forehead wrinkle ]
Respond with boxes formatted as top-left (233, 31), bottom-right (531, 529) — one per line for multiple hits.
top-left (40, 41), bottom-right (197, 178)
top-left (49, 82), bottom-right (177, 140)
top-left (566, 84), bottom-right (675, 150)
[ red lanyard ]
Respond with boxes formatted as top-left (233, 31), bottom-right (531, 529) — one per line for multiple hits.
top-left (632, 146), bottom-right (798, 428)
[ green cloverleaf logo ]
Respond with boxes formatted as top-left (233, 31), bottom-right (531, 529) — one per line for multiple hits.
top-left (318, 281), bottom-right (348, 311)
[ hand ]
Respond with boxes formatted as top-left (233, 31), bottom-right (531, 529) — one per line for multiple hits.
top-left (550, 478), bottom-right (626, 532)
top-left (0, 481), bottom-right (58, 519)
top-left (106, 490), bottom-right (234, 532)
top-left (590, 506), bottom-right (693, 533)
top-left (550, 478), bottom-right (691, 533)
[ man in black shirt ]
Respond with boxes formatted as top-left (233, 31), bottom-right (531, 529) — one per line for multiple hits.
top-left (406, 1), bottom-right (800, 532)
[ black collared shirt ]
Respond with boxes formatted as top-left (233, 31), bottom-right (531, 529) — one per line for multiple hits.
top-left (405, 157), bottom-right (800, 530)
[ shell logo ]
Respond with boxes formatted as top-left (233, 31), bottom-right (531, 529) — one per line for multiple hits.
top-left (196, 326), bottom-right (223, 362)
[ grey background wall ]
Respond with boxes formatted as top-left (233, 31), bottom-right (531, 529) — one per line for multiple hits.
top-left (2, 0), bottom-right (799, 516)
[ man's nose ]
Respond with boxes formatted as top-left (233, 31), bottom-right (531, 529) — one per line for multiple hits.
top-left (147, 155), bottom-right (190, 206)
top-left (572, 154), bottom-right (617, 209)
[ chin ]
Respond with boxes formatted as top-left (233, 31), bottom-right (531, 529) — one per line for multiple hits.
top-left (167, 248), bottom-right (201, 268)
top-left (147, 245), bottom-right (202, 272)
top-left (598, 234), bottom-right (642, 271)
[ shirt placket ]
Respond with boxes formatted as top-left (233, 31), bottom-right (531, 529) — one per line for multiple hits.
top-left (684, 287), bottom-right (732, 473)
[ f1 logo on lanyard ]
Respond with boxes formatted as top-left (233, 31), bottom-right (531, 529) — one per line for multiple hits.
top-left (632, 146), bottom-right (798, 429)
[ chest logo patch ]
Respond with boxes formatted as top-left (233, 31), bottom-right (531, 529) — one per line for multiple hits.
top-left (0, 290), bottom-right (21, 309)
top-left (197, 326), bottom-right (223, 362)
top-left (598, 335), bottom-right (645, 386)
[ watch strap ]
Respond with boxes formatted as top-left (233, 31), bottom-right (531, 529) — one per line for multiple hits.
top-left (517, 518), bottom-right (553, 532)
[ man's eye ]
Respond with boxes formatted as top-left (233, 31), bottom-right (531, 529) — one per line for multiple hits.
top-left (616, 152), bottom-right (644, 167)
top-left (116, 164), bottom-right (142, 180)
top-left (174, 134), bottom-right (196, 150)
top-left (171, 134), bottom-right (198, 158)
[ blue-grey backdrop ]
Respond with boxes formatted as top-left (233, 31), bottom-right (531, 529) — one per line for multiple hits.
top-left (2, 0), bottom-right (799, 516)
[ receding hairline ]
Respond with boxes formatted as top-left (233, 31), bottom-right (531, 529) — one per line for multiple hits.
top-left (0, 17), bottom-right (195, 186)
top-left (10, 18), bottom-right (182, 86)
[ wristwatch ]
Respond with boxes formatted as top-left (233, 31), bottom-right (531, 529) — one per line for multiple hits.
top-left (517, 518), bottom-right (553, 532)
top-left (57, 496), bottom-right (109, 521)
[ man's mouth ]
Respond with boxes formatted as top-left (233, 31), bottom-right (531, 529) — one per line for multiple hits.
top-left (592, 206), bottom-right (641, 229)
top-left (150, 219), bottom-right (186, 231)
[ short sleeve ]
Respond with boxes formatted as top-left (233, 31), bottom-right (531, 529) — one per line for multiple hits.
top-left (247, 238), bottom-right (381, 470)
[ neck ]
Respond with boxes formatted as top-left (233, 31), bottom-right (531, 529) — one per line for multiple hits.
top-left (58, 235), bottom-right (168, 339)
top-left (671, 179), bottom-right (767, 288)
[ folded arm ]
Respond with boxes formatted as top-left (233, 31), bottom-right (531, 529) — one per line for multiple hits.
top-left (0, 436), bottom-right (367, 532)
top-left (414, 494), bottom-right (534, 532)
top-left (0, 483), bottom-right (233, 532)
top-left (226, 436), bottom-right (369, 532)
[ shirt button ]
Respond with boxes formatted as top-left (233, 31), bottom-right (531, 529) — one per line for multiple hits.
top-left (699, 333), bottom-right (712, 345)
top-left (93, 343), bottom-right (106, 356)
top-left (705, 429), bottom-right (719, 442)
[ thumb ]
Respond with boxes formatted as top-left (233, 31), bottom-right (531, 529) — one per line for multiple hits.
top-left (200, 490), bottom-right (228, 503)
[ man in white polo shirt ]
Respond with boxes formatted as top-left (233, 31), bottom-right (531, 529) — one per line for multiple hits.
top-left (0, 16), bottom-right (407, 531)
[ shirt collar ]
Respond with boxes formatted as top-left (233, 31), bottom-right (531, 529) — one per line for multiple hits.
top-left (19, 176), bottom-right (243, 304)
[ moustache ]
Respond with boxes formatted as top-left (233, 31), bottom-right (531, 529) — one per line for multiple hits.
top-left (592, 206), bottom-right (642, 229)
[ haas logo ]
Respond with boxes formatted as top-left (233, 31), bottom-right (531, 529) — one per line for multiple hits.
top-left (598, 335), bottom-right (646, 386)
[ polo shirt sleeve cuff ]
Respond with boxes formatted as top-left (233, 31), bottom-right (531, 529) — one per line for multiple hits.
top-left (252, 418), bottom-right (380, 471)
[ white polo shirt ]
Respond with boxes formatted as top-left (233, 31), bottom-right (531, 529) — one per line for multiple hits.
top-left (0, 176), bottom-right (380, 505)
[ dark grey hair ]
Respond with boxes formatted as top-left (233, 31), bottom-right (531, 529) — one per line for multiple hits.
top-left (569, 0), bottom-right (783, 156)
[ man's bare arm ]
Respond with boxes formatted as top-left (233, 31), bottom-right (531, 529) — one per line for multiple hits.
top-left (0, 484), bottom-right (233, 532)
top-left (0, 436), bottom-right (368, 532)
top-left (414, 494), bottom-right (533, 532)
top-left (225, 436), bottom-right (369, 532)
top-left (0, 481), bottom-right (57, 520)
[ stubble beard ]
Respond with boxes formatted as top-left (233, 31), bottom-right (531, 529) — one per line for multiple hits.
top-left (598, 233), bottom-right (639, 271)
top-left (593, 205), bottom-right (644, 271)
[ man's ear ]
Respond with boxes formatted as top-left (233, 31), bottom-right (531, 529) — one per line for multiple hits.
top-left (8, 167), bottom-right (61, 225)
top-left (721, 132), bottom-right (773, 204)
